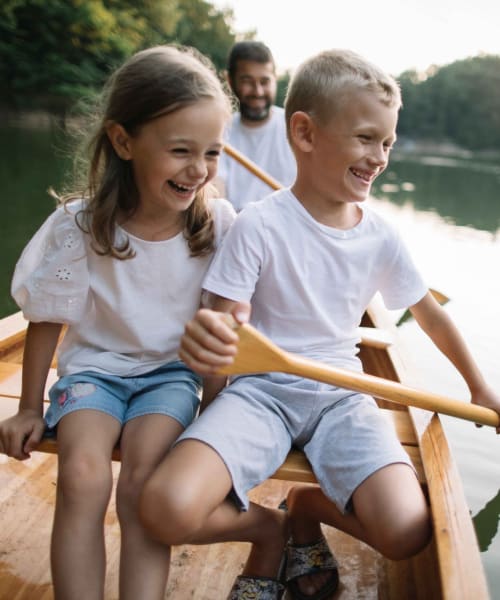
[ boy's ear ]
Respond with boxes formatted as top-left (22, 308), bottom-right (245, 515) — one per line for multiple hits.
top-left (289, 111), bottom-right (314, 152)
top-left (106, 122), bottom-right (133, 160)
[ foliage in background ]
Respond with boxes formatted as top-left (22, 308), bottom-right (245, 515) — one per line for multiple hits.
top-left (1, 1), bottom-right (499, 150)
top-left (398, 55), bottom-right (500, 151)
top-left (0, 0), bottom-right (240, 113)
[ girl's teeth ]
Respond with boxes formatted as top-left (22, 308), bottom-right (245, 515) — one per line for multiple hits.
top-left (169, 181), bottom-right (193, 192)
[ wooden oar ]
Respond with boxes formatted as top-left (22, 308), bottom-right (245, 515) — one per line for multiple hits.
top-left (223, 143), bottom-right (282, 191)
top-left (217, 321), bottom-right (500, 428)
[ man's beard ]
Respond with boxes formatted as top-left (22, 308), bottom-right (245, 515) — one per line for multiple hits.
top-left (239, 98), bottom-right (272, 122)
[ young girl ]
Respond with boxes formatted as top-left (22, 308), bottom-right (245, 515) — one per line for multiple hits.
top-left (0, 45), bottom-right (234, 600)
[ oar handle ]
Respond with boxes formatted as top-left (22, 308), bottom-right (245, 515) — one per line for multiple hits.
top-left (287, 355), bottom-right (500, 428)
top-left (223, 143), bottom-right (282, 191)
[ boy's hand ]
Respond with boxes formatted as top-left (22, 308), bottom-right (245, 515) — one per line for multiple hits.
top-left (180, 302), bottom-right (250, 375)
top-left (0, 409), bottom-right (46, 460)
top-left (471, 385), bottom-right (500, 434)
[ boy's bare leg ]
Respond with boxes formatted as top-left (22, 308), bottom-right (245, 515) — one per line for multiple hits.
top-left (140, 439), bottom-right (289, 580)
top-left (287, 463), bottom-right (431, 596)
top-left (117, 414), bottom-right (185, 600)
top-left (51, 410), bottom-right (122, 600)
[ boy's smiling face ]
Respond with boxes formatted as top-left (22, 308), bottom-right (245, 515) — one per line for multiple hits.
top-left (292, 88), bottom-right (398, 225)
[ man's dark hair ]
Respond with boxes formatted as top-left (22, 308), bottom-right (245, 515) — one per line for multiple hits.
top-left (227, 41), bottom-right (275, 81)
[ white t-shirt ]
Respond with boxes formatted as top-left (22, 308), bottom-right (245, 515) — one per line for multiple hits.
top-left (203, 189), bottom-right (427, 370)
top-left (218, 106), bottom-right (296, 212)
top-left (12, 197), bottom-right (236, 377)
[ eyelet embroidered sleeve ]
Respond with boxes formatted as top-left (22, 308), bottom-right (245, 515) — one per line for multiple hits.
top-left (11, 203), bottom-right (90, 324)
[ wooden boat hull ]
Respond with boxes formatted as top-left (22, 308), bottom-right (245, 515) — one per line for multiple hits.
top-left (0, 304), bottom-right (490, 599)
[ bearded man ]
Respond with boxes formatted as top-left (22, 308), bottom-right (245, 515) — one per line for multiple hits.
top-left (216, 41), bottom-right (296, 211)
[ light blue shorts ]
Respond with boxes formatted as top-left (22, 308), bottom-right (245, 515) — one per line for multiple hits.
top-left (45, 361), bottom-right (202, 430)
top-left (177, 372), bottom-right (413, 513)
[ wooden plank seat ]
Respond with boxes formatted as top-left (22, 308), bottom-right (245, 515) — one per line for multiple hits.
top-left (0, 322), bottom-right (425, 486)
top-left (0, 390), bottom-right (425, 486)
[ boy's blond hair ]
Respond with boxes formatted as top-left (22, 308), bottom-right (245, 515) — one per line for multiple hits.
top-left (285, 49), bottom-right (401, 139)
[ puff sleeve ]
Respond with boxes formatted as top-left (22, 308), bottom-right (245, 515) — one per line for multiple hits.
top-left (11, 202), bottom-right (90, 324)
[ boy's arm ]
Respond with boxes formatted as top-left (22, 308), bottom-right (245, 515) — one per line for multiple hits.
top-left (410, 291), bottom-right (500, 431)
top-left (0, 321), bottom-right (62, 459)
top-left (179, 296), bottom-right (250, 377)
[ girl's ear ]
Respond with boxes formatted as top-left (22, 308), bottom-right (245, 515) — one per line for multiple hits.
top-left (106, 123), bottom-right (132, 160)
top-left (289, 111), bottom-right (315, 152)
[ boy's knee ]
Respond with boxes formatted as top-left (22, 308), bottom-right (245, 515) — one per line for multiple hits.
top-left (138, 477), bottom-right (204, 545)
top-left (377, 508), bottom-right (432, 560)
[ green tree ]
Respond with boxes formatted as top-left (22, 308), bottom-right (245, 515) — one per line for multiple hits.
top-left (172, 0), bottom-right (236, 72)
top-left (0, 0), bottom-right (240, 113)
top-left (398, 55), bottom-right (500, 151)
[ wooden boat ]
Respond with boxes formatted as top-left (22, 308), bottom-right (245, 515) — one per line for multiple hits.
top-left (0, 298), bottom-right (491, 599)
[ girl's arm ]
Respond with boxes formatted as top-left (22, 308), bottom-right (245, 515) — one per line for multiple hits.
top-left (0, 321), bottom-right (62, 459)
top-left (410, 291), bottom-right (500, 432)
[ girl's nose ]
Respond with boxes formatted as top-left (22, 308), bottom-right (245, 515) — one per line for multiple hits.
top-left (189, 157), bottom-right (208, 179)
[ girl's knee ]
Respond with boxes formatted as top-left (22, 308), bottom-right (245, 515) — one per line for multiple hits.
top-left (57, 455), bottom-right (113, 506)
top-left (116, 463), bottom-right (152, 515)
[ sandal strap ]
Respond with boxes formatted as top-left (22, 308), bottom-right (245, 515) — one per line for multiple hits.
top-left (286, 536), bottom-right (338, 583)
top-left (228, 575), bottom-right (285, 599)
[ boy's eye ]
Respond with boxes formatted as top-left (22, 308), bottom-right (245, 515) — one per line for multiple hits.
top-left (206, 150), bottom-right (221, 158)
top-left (172, 147), bottom-right (189, 154)
top-left (358, 135), bottom-right (371, 142)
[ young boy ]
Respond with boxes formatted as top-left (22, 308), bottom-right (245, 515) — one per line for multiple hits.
top-left (139, 49), bottom-right (500, 600)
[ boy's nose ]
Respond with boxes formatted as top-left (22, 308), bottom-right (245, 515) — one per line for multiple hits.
top-left (369, 144), bottom-right (388, 166)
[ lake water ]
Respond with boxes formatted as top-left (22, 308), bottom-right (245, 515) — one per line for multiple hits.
top-left (1, 123), bottom-right (500, 595)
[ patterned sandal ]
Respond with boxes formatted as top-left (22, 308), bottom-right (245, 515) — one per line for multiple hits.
top-left (285, 536), bottom-right (339, 600)
top-left (227, 575), bottom-right (285, 599)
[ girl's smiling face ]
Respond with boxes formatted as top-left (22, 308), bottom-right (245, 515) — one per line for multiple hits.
top-left (112, 97), bottom-right (227, 220)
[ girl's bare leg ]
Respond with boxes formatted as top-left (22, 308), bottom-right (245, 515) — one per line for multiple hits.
top-left (51, 410), bottom-right (121, 600)
top-left (140, 439), bottom-right (288, 580)
top-left (117, 414), bottom-right (184, 600)
top-left (287, 463), bottom-right (432, 596)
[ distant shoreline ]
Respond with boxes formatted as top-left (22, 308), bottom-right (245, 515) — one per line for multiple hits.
top-left (3, 109), bottom-right (500, 161)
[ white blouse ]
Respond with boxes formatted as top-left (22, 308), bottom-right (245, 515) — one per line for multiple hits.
top-left (12, 197), bottom-right (236, 377)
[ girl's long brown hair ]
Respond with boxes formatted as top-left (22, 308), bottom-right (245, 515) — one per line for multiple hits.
top-left (64, 45), bottom-right (231, 259)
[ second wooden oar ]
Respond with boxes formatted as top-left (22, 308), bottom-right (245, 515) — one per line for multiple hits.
top-left (217, 321), bottom-right (500, 428)
top-left (223, 143), bottom-right (282, 191)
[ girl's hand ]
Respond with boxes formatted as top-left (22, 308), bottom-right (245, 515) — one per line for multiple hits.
top-left (179, 302), bottom-right (250, 375)
top-left (0, 409), bottom-right (46, 460)
top-left (471, 385), bottom-right (500, 434)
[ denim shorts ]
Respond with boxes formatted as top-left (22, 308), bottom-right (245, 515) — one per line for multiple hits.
top-left (177, 372), bottom-right (413, 513)
top-left (45, 361), bottom-right (202, 430)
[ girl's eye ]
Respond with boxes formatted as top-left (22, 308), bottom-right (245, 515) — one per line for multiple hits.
top-left (206, 150), bottom-right (221, 158)
top-left (172, 147), bottom-right (189, 154)
top-left (358, 135), bottom-right (371, 142)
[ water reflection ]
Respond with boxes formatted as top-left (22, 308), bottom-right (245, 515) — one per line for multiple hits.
top-left (473, 489), bottom-right (500, 552)
top-left (0, 124), bottom-right (71, 317)
top-left (372, 152), bottom-right (500, 234)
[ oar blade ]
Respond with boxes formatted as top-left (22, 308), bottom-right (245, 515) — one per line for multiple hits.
top-left (217, 323), bottom-right (290, 376)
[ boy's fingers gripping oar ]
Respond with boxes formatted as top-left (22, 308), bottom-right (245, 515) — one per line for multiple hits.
top-left (216, 322), bottom-right (500, 429)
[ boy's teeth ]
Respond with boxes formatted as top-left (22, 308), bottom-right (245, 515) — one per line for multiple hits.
top-left (351, 168), bottom-right (370, 181)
